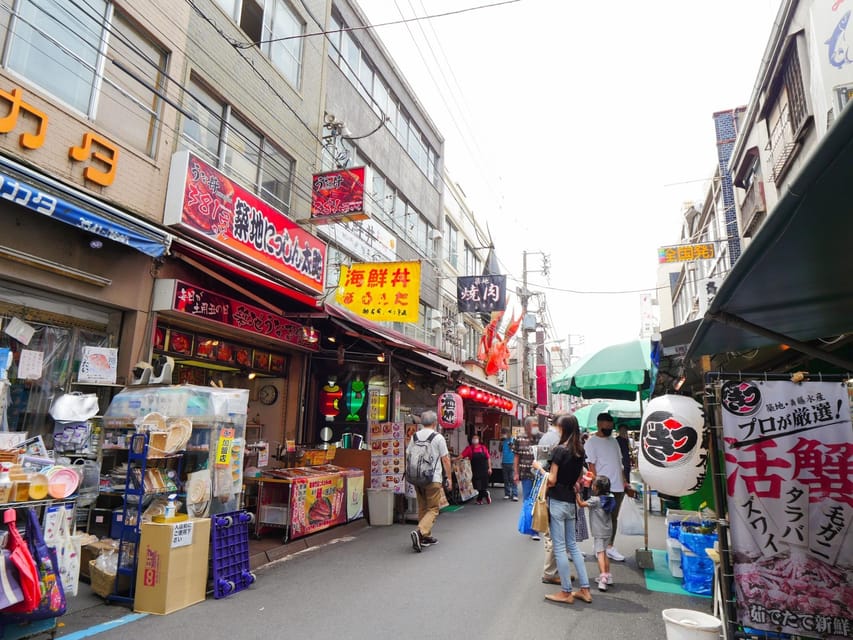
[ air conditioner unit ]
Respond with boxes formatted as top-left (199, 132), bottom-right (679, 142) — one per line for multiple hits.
top-left (430, 229), bottom-right (443, 241)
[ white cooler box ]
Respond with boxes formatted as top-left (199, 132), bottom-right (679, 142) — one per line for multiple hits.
top-left (666, 537), bottom-right (683, 578)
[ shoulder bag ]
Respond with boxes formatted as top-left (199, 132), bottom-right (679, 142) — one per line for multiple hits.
top-left (531, 472), bottom-right (550, 533)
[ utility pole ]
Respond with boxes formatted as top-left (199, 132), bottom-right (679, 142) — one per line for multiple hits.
top-left (521, 251), bottom-right (531, 405)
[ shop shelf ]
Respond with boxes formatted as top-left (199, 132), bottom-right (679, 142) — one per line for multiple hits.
top-left (210, 510), bottom-right (255, 599)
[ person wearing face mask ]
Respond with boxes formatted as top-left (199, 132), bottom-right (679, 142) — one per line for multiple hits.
top-left (461, 433), bottom-right (492, 504)
top-left (583, 413), bottom-right (635, 561)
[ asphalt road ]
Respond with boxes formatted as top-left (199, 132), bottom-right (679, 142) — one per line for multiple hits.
top-left (55, 496), bottom-right (711, 639)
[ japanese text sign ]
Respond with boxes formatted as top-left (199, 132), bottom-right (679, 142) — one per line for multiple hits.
top-left (335, 261), bottom-right (420, 323)
top-left (310, 166), bottom-right (369, 223)
top-left (720, 380), bottom-right (853, 638)
top-left (215, 428), bottom-right (235, 468)
top-left (456, 275), bottom-right (506, 313)
top-left (0, 85), bottom-right (119, 186)
top-left (171, 521), bottom-right (194, 548)
top-left (155, 279), bottom-right (318, 351)
top-left (657, 243), bottom-right (715, 263)
top-left (437, 392), bottom-right (463, 429)
top-left (164, 151), bottom-right (327, 294)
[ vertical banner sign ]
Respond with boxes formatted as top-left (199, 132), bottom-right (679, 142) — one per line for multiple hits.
top-left (164, 151), bottom-right (327, 294)
top-left (720, 380), bottom-right (853, 638)
top-left (310, 166), bottom-right (369, 224)
top-left (335, 261), bottom-right (420, 322)
top-left (215, 428), bottom-right (235, 467)
top-left (457, 275), bottom-right (506, 313)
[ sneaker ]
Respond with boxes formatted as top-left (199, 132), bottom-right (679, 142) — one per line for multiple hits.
top-left (503, 495), bottom-right (511, 500)
top-left (531, 533), bottom-right (541, 541)
top-left (475, 499), bottom-right (483, 505)
top-left (410, 530), bottom-right (422, 553)
top-left (606, 547), bottom-right (625, 561)
top-left (485, 492), bottom-right (492, 504)
top-left (603, 572), bottom-right (613, 585)
top-left (512, 496), bottom-right (519, 502)
top-left (597, 576), bottom-right (608, 592)
top-left (421, 535), bottom-right (438, 546)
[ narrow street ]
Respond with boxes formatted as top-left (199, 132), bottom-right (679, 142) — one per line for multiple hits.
top-left (60, 497), bottom-right (709, 640)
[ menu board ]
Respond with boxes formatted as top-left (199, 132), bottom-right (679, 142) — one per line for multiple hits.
top-left (368, 422), bottom-right (404, 493)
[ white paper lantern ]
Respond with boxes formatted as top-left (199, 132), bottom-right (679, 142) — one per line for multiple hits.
top-left (638, 394), bottom-right (707, 496)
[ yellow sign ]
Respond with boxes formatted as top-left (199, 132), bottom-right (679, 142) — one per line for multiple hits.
top-left (658, 243), bottom-right (716, 263)
top-left (336, 260), bottom-right (420, 322)
top-left (215, 428), bottom-right (235, 467)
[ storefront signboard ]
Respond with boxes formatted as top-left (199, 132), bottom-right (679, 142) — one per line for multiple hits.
top-left (657, 242), bottom-right (715, 263)
top-left (310, 166), bottom-right (370, 223)
top-left (457, 275), bottom-right (506, 313)
top-left (335, 260), bottom-right (420, 322)
top-left (164, 151), bottom-right (327, 294)
top-left (289, 472), bottom-right (346, 538)
top-left (720, 380), bottom-right (853, 638)
top-left (315, 217), bottom-right (396, 262)
top-left (153, 279), bottom-right (319, 352)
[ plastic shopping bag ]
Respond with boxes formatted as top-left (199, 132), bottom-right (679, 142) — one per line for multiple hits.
top-left (1, 509), bottom-right (40, 614)
top-left (0, 550), bottom-right (24, 610)
top-left (518, 473), bottom-right (544, 536)
top-left (618, 496), bottom-right (644, 536)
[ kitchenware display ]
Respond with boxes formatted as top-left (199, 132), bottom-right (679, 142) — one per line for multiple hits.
top-left (46, 467), bottom-right (80, 499)
top-left (28, 473), bottom-right (49, 500)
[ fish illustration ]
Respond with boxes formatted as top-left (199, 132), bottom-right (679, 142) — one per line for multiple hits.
top-left (826, 10), bottom-right (853, 69)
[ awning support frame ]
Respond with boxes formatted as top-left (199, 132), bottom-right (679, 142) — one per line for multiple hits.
top-left (708, 311), bottom-right (853, 372)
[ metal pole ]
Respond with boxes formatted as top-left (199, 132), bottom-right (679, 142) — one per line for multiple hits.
top-left (521, 250), bottom-right (531, 403)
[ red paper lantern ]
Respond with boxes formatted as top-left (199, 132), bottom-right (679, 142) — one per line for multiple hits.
top-left (475, 391), bottom-right (485, 402)
top-left (437, 392), bottom-right (464, 429)
top-left (457, 385), bottom-right (470, 398)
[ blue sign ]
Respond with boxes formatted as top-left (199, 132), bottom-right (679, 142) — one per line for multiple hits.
top-left (0, 170), bottom-right (169, 257)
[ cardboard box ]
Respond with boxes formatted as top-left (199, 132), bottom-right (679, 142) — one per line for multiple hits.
top-left (80, 539), bottom-right (118, 579)
top-left (133, 517), bottom-right (210, 615)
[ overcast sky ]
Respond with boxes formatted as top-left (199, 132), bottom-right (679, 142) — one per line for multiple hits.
top-left (356, 0), bottom-right (782, 357)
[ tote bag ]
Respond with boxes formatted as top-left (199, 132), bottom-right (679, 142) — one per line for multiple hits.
top-left (517, 472), bottom-right (545, 535)
top-left (0, 550), bottom-right (24, 610)
top-left (531, 474), bottom-right (550, 533)
top-left (1, 508), bottom-right (40, 614)
top-left (3, 508), bottom-right (66, 622)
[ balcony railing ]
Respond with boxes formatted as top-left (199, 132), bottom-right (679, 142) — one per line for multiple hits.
top-left (765, 103), bottom-right (799, 184)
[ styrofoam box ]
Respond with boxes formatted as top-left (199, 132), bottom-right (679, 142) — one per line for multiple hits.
top-left (259, 503), bottom-right (290, 526)
top-left (667, 552), bottom-right (684, 578)
top-left (666, 536), bottom-right (683, 560)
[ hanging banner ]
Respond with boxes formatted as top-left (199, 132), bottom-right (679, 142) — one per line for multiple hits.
top-left (335, 261), bottom-right (420, 322)
top-left (720, 380), bottom-right (853, 638)
top-left (657, 243), bottom-right (715, 263)
top-left (310, 166), bottom-right (369, 224)
top-left (457, 275), bottom-right (506, 313)
top-left (164, 151), bottom-right (327, 294)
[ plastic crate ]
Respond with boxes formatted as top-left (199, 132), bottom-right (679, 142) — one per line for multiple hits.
top-left (210, 510), bottom-right (256, 599)
top-left (259, 503), bottom-right (289, 526)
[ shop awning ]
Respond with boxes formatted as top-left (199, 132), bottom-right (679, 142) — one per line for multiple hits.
top-left (685, 102), bottom-right (853, 368)
top-left (0, 154), bottom-right (172, 258)
top-left (324, 303), bottom-right (440, 355)
top-left (456, 371), bottom-right (530, 406)
top-left (172, 239), bottom-right (322, 311)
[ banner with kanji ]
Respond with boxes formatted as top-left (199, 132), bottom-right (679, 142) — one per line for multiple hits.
top-left (720, 380), bottom-right (853, 638)
top-left (456, 275), bottom-right (506, 313)
top-left (335, 261), bottom-right (420, 322)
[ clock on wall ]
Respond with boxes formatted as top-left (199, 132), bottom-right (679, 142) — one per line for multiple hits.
top-left (259, 384), bottom-right (279, 405)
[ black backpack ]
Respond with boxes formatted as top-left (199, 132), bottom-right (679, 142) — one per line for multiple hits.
top-left (405, 431), bottom-right (439, 487)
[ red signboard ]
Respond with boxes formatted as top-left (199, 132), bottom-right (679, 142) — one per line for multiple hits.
top-left (164, 151), bottom-right (327, 295)
top-left (310, 166), bottom-right (369, 224)
top-left (159, 279), bottom-right (319, 351)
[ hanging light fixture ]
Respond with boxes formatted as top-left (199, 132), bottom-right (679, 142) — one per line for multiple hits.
top-left (302, 324), bottom-right (319, 344)
top-left (376, 352), bottom-right (386, 363)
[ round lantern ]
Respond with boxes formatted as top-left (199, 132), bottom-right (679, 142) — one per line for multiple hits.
top-left (457, 385), bottom-right (470, 398)
top-left (437, 392), bottom-right (464, 429)
top-left (638, 394), bottom-right (707, 497)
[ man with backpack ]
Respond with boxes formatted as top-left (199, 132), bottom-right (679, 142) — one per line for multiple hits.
top-left (406, 410), bottom-right (452, 552)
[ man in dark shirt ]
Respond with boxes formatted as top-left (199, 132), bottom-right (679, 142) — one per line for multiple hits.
top-left (512, 416), bottom-right (542, 539)
top-left (616, 423), bottom-right (634, 489)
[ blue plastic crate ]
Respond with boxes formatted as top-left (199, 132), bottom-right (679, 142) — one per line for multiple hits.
top-left (210, 510), bottom-right (256, 599)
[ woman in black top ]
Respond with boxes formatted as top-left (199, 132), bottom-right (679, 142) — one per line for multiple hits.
top-left (532, 414), bottom-right (592, 604)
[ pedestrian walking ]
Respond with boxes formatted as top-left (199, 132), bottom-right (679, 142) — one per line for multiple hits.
top-left (536, 418), bottom-right (561, 584)
top-left (584, 413), bottom-right (636, 562)
top-left (499, 427), bottom-right (517, 500)
top-left (577, 475), bottom-right (617, 591)
top-left (616, 423), bottom-right (635, 488)
top-left (532, 414), bottom-right (592, 605)
top-left (513, 416), bottom-right (542, 539)
top-left (460, 434), bottom-right (492, 504)
top-left (408, 410), bottom-right (453, 552)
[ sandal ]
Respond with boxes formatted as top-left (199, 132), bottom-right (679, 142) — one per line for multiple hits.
top-left (572, 588), bottom-right (593, 603)
top-left (545, 591), bottom-right (575, 604)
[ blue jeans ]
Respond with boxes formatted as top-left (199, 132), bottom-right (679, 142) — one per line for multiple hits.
top-left (502, 464), bottom-right (517, 497)
top-left (520, 477), bottom-right (534, 501)
top-left (549, 497), bottom-right (590, 591)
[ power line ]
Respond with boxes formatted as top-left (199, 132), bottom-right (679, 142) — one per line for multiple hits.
top-left (233, 0), bottom-right (522, 48)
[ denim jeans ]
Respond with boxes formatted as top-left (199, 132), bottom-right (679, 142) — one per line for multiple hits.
top-left (549, 497), bottom-right (590, 591)
top-left (520, 477), bottom-right (534, 501)
top-left (501, 464), bottom-right (517, 497)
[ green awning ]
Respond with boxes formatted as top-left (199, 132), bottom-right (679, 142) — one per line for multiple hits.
top-left (685, 103), bottom-right (853, 364)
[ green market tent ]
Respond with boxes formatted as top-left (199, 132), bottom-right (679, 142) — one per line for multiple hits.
top-left (573, 399), bottom-right (643, 432)
top-left (551, 338), bottom-right (654, 401)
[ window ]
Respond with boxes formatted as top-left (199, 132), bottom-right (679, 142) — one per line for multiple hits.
top-left (444, 219), bottom-right (459, 268)
top-left (180, 76), bottom-right (295, 214)
top-left (263, 0), bottom-right (303, 87)
top-left (464, 243), bottom-right (481, 276)
top-left (5, 0), bottom-right (166, 156)
top-left (214, 0), bottom-right (240, 19)
top-left (782, 45), bottom-right (807, 132)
